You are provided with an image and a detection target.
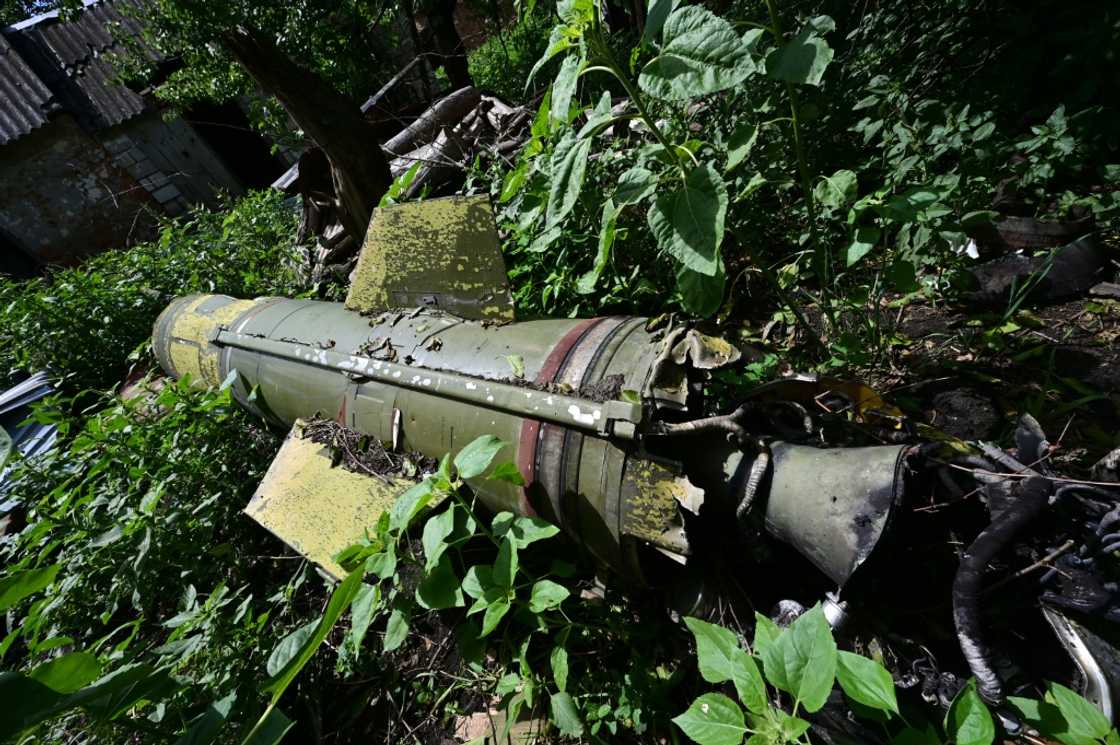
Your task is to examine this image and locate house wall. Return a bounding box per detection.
[0,113,157,265]
[101,113,246,214]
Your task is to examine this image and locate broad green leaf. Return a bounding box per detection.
[648,163,728,276]
[547,131,594,228]
[676,262,725,317]
[577,199,618,295]
[496,671,521,696]
[753,612,781,655]
[266,619,318,677]
[0,425,10,468]
[616,167,658,206]
[29,652,101,694]
[527,26,573,87]
[684,617,766,714]
[557,0,593,25]
[389,479,435,532]
[499,161,529,203]
[242,706,294,745]
[383,604,410,652]
[528,225,562,253]
[891,724,941,745]
[454,435,507,479]
[945,681,995,745]
[364,544,397,580]
[765,26,834,86]
[68,662,179,720]
[846,226,880,266]
[0,672,71,738]
[672,693,747,745]
[763,606,836,713]
[642,0,676,45]
[726,123,758,173]
[1046,682,1112,743]
[814,169,858,209]
[416,555,465,610]
[550,54,584,129]
[488,462,525,486]
[263,567,364,703]
[462,565,495,600]
[481,596,511,637]
[639,6,757,100]
[576,91,614,139]
[807,14,836,32]
[551,691,585,736]
[345,583,381,656]
[551,645,569,692]
[836,651,897,715]
[0,564,61,611]
[528,580,570,612]
[778,711,811,740]
[493,513,561,548]
[493,537,519,589]
[422,507,456,570]
[175,691,236,745]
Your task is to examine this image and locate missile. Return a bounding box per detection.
[150,195,907,593]
[151,196,1120,720]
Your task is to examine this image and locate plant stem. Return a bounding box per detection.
[762,0,828,288]
[586,16,685,175]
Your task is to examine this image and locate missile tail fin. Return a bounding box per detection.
[346,195,516,322]
[244,420,413,580]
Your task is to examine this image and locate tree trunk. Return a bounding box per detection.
[423,0,472,90]
[222,26,392,241]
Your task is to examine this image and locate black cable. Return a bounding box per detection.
[953,475,1053,706]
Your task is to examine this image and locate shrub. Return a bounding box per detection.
[467,11,556,103]
[0,190,304,390]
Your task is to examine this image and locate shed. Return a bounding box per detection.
[0,0,289,275]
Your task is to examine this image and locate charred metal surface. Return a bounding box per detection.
[764,443,906,585]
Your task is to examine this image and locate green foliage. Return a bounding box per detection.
[0,190,302,389]
[678,611,1120,745]
[482,0,1118,376]
[467,10,557,103]
[0,376,303,741]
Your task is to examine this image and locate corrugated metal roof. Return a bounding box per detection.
[0,33,53,144]
[1,0,151,140]
[0,371,58,493]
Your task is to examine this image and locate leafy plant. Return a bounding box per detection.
[674,608,1120,745]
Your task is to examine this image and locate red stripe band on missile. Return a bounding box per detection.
[516,317,607,516]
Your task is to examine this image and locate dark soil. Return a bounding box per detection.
[882,295,1120,473]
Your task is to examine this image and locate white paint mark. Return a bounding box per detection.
[486,395,494,402]
[465,382,478,390]
[568,404,596,425]
[593,410,602,421]
[422,378,431,386]
[392,371,402,378]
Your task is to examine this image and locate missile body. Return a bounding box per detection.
[153,293,906,591]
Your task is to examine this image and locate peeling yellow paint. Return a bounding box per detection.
[244,420,414,579]
[621,460,689,545]
[166,298,256,387]
[346,195,516,321]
